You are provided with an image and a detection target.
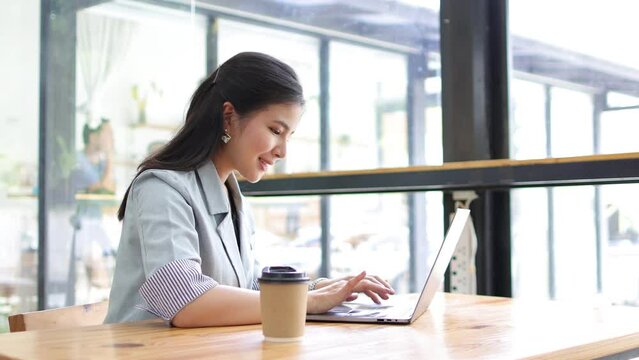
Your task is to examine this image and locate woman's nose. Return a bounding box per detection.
[273,141,287,159]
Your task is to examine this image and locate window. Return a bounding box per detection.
[2,0,445,328]
[47,2,208,308]
[0,0,40,331]
[329,42,408,170]
[510,0,639,306]
[249,195,322,278]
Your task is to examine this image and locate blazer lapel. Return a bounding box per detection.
[215,212,247,288]
[197,161,247,288]
[226,173,255,280]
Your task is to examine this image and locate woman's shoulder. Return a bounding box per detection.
[132,168,198,196]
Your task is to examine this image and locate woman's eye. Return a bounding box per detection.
[270,128,282,135]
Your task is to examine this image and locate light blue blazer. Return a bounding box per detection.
[104,160,258,323]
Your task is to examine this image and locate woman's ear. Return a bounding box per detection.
[222,101,235,129]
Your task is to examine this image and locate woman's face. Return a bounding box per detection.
[222,102,303,183]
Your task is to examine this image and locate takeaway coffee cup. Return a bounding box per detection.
[259,266,310,342]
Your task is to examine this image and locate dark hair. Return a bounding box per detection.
[82,118,109,145]
[82,124,98,145]
[117,52,304,220]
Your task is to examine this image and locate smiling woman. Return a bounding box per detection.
[213,102,303,184]
[104,52,395,327]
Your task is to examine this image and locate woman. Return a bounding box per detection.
[104,52,394,327]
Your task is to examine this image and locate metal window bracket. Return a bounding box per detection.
[453,190,478,209]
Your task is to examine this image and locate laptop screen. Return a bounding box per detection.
[410,208,470,321]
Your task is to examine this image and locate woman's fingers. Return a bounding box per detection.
[345,293,358,302]
[359,275,395,294]
[365,275,394,294]
[309,272,393,312]
[364,289,381,304]
[353,279,393,298]
[340,274,394,294]
[344,271,366,293]
[306,271,398,314]
[371,275,395,294]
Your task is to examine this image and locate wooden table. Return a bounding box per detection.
[1,293,639,359]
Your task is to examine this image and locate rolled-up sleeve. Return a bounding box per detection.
[138,258,218,320]
[251,278,260,291]
[132,174,216,320]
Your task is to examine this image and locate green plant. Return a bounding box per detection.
[55,136,76,179]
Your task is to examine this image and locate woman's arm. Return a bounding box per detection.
[85,153,115,193]
[171,272,375,327]
[172,285,261,327]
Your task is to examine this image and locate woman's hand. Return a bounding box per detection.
[306,271,395,314]
[315,272,395,304]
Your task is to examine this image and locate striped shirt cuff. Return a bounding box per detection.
[251,278,260,290]
[138,258,218,321]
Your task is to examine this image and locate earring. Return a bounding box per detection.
[221,130,231,144]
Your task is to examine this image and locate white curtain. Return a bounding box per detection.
[77,11,137,123]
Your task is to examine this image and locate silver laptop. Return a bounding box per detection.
[307,208,470,324]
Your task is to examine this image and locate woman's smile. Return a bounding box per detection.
[258,157,273,172]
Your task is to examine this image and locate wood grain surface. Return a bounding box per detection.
[1,293,638,360]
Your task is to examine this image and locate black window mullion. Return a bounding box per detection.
[593,92,606,294]
[545,84,556,299]
[407,52,428,292]
[440,0,511,297]
[319,38,331,278]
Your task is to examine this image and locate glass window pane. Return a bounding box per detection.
[248,191,444,295]
[330,193,410,292]
[607,91,639,108]
[248,196,321,278]
[511,0,639,158]
[510,0,639,70]
[0,0,40,331]
[551,186,598,300]
[329,42,408,171]
[600,109,639,154]
[423,191,445,289]
[43,2,207,308]
[509,79,547,159]
[424,105,443,165]
[510,188,549,300]
[600,184,639,306]
[506,1,639,305]
[511,186,600,303]
[549,88,593,157]
[425,52,443,166]
[511,184,639,306]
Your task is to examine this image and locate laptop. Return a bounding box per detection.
[307,208,471,324]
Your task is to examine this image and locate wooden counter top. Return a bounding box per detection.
[1,293,638,359]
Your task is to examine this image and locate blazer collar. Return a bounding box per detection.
[196,160,241,215]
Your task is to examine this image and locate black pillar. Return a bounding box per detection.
[440,0,511,296]
[39,0,80,309]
